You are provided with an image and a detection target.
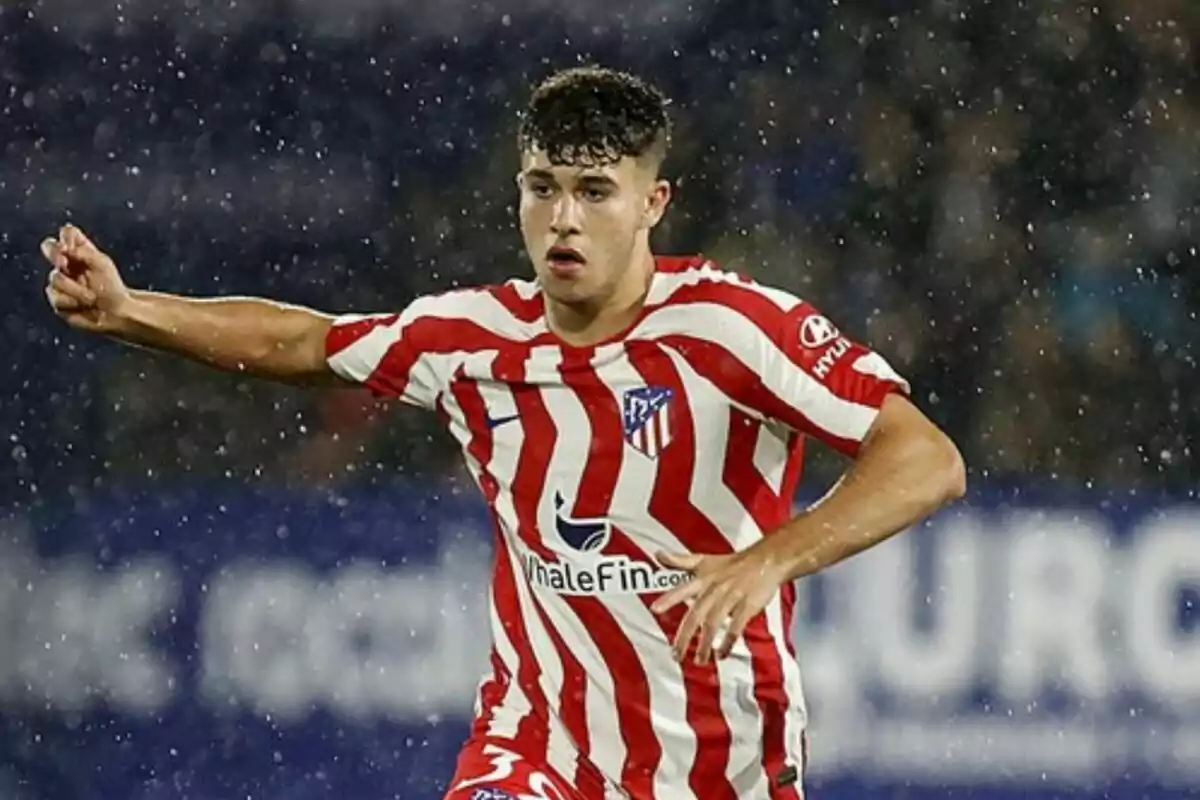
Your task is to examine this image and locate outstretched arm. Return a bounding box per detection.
[110,291,340,386]
[42,224,346,386]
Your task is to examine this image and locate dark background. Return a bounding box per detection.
[0,1,1197,798]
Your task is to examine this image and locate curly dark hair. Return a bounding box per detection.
[517,65,672,169]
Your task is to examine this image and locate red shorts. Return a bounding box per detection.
[442,736,588,800]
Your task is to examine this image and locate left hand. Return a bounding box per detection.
[651,546,791,664]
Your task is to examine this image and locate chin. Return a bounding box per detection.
[540,279,596,306]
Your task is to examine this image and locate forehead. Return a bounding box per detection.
[520,149,642,183]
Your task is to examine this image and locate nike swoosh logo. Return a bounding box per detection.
[485,412,521,430]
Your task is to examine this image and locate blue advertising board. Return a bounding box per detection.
[0,486,1198,800]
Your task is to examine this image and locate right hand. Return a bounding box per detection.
[41,224,131,334]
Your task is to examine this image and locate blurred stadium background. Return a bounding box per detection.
[1,0,1198,798]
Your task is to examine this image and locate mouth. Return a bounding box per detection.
[546,246,587,275]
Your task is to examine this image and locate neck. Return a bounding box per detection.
[546,248,656,348]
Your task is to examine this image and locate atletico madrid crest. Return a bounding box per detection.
[622,386,674,459]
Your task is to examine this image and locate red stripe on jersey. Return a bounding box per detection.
[543,354,606,795]
[488,283,545,323]
[650,275,787,334]
[507,376,561,559]
[721,410,791,532]
[558,351,665,800]
[470,650,510,738]
[779,581,798,662]
[494,351,604,796]
[503,350,667,799]
[492,346,531,384]
[624,346,734,551]
[332,314,518,399]
[513,357,661,800]
[660,334,862,455]
[622,346,742,800]
[525,598,609,798]
[602,528,740,800]
[751,617,795,797]
[460,257,702,331]
[323,313,400,358]
[656,278,907,454]
[461,349,607,796]
[449,365,501,499]
[716,409,805,797]
[721,408,806,671]
[777,430,805,661]
[779,430,805,517]
[471,258,705,352]
[449,372,551,759]
[653,255,709,274]
[721,412,805,657]
[492,529,555,755]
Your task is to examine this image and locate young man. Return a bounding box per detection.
[42,66,965,800]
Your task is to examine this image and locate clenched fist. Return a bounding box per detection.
[41,224,131,334]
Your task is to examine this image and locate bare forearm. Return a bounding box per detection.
[769,416,966,581]
[112,290,340,385]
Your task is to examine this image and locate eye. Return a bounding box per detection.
[582,186,611,202]
[528,181,555,199]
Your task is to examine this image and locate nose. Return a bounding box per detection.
[549,195,583,236]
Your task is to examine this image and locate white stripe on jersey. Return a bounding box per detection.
[327,289,544,405]
[325,261,900,799]
[764,593,808,777]
[478,353,605,785]
[529,352,635,784]
[752,420,792,495]
[325,313,404,384]
[633,302,881,442]
[587,352,700,796]
[749,401,809,784]
[324,311,454,408]
[485,588,529,740]
[646,262,799,312]
[661,349,779,796]
[668,350,766,553]
[458,350,586,784]
[439,351,493,494]
[404,288,544,341]
[456,289,546,340]
[507,277,542,302]
[500,542,588,785]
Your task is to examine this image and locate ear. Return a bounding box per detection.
[641,179,672,230]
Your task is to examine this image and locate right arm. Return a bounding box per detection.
[43,224,465,404]
[112,290,342,386]
[42,224,347,387]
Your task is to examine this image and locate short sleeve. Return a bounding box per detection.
[753,299,910,457]
[323,295,451,409]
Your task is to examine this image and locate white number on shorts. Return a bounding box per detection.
[526,771,567,800]
[453,744,522,791]
[451,744,570,800]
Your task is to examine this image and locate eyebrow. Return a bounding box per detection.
[524,169,619,188]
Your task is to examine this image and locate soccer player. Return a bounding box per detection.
[41,66,965,800]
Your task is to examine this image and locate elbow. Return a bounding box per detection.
[864,394,967,509]
[929,431,967,505]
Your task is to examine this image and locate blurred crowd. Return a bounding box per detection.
[0,0,1197,505]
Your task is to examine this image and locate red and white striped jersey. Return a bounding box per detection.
[325,256,909,800]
